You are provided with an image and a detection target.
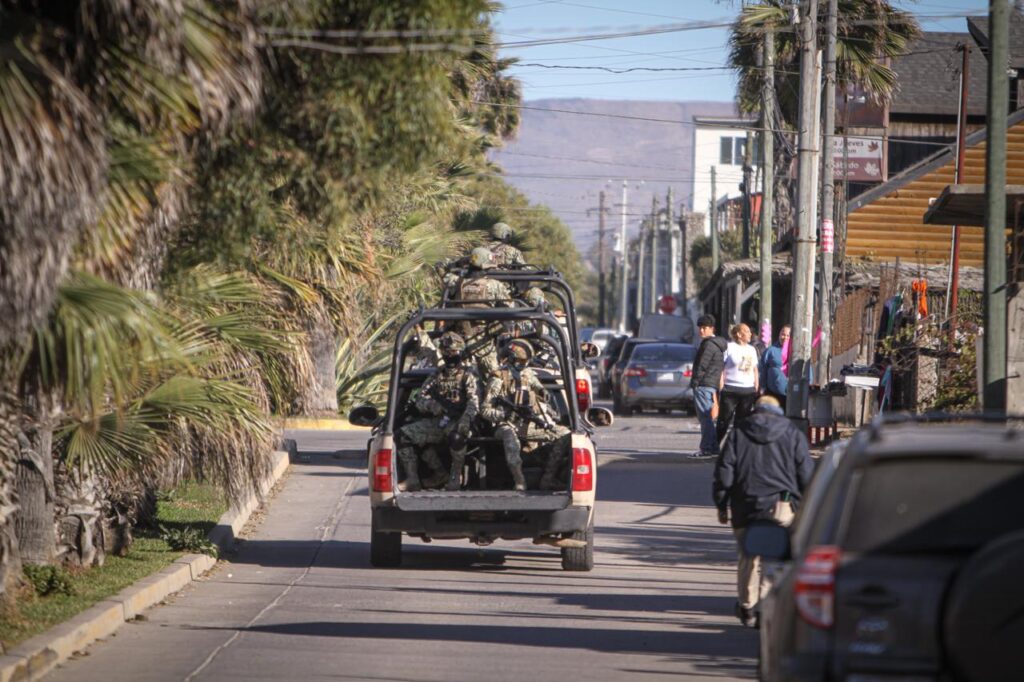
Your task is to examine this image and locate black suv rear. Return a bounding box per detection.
[750,415,1024,682]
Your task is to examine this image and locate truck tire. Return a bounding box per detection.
[370,516,402,567]
[561,516,594,571]
[943,529,1024,682]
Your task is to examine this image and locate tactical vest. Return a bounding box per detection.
[428,367,469,412]
[458,276,500,308]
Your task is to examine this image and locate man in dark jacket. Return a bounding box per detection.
[689,314,728,458]
[712,395,814,626]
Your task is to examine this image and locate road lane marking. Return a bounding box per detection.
[182,464,358,681]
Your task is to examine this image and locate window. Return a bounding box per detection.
[843,459,1024,554]
[719,137,733,165]
[632,345,697,362]
[719,136,759,167]
[734,137,746,165]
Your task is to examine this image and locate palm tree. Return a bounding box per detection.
[1,0,261,594]
[727,0,920,234]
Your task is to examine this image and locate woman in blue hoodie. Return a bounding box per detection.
[760,325,790,410]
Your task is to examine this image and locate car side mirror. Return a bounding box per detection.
[348,404,380,427]
[742,520,792,561]
[580,342,600,360]
[586,407,613,427]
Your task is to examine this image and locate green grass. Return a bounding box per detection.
[0,481,227,650]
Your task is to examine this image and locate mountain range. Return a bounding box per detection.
[488,98,738,262]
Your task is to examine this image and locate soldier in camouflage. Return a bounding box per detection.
[480,339,571,491]
[397,332,481,492]
[487,222,526,267]
[452,247,512,379]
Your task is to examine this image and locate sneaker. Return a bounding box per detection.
[734,602,754,627]
[688,450,714,459]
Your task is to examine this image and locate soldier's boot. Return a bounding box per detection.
[420,447,448,489]
[398,448,421,492]
[498,426,526,491]
[445,449,467,491]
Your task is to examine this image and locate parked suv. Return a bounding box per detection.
[748,414,1024,682]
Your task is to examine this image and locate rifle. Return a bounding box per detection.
[495,396,550,429]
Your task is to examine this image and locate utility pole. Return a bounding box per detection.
[667,187,678,301]
[618,180,629,333]
[650,195,659,314]
[759,29,775,345]
[983,0,1008,412]
[786,0,821,419]
[947,43,970,331]
[710,166,719,274]
[591,191,608,327]
[636,216,648,318]
[816,0,838,386]
[742,131,754,259]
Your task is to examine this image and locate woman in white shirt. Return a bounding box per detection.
[715,323,760,444]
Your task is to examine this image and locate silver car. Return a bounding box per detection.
[617,343,696,415]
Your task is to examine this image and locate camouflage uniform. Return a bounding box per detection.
[488,222,526,268]
[488,240,526,267]
[398,333,481,491]
[453,260,512,379]
[480,341,571,491]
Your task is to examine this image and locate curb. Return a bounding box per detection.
[1,449,291,682]
[281,417,368,431]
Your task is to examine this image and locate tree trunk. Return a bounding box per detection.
[54,464,107,569]
[301,318,339,415]
[13,382,59,565]
[0,367,23,600]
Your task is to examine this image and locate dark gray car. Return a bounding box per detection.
[749,415,1024,682]
[616,342,696,415]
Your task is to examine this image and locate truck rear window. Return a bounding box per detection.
[631,345,696,362]
[843,459,1024,554]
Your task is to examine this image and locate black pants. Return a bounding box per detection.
[716,388,758,444]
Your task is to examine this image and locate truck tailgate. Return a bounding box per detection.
[396,490,572,512]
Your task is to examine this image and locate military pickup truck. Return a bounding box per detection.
[349,306,612,571]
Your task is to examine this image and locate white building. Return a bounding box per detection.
[690,116,760,235]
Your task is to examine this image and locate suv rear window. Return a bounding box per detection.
[843,459,1024,554]
[631,345,696,362]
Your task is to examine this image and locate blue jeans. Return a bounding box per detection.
[693,386,719,454]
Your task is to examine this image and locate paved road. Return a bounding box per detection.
[49,409,757,681]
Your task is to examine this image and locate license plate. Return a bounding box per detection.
[657,371,675,383]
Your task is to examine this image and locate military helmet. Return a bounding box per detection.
[469,246,495,270]
[503,338,534,365]
[523,286,546,307]
[490,222,513,242]
[438,331,466,356]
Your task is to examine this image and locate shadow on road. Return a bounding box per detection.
[197,617,752,663]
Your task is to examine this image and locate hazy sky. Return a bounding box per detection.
[494,0,992,103]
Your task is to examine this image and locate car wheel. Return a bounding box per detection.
[943,529,1024,681]
[370,516,402,567]
[561,516,594,572]
[612,393,626,415]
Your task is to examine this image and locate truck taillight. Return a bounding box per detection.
[576,378,591,412]
[372,448,393,492]
[624,367,646,377]
[794,545,841,629]
[571,447,594,492]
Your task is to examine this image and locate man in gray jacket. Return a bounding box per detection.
[713,395,814,626]
[689,314,728,458]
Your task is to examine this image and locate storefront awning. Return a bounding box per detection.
[922,184,1024,227]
